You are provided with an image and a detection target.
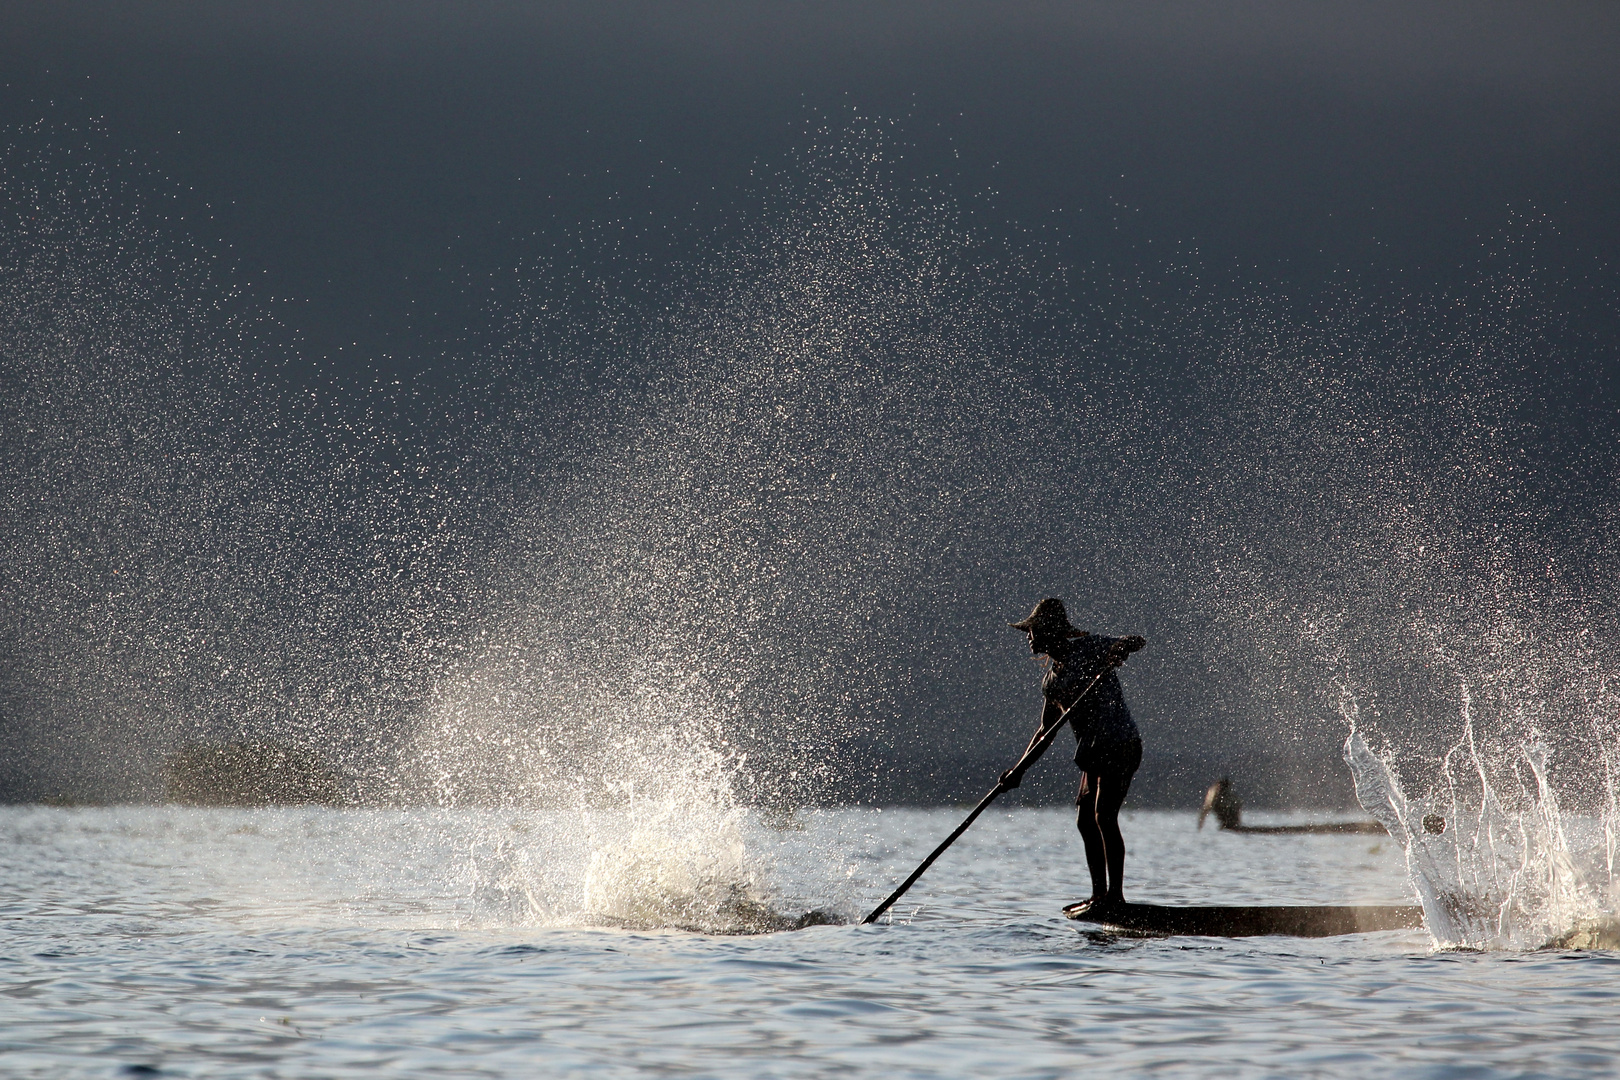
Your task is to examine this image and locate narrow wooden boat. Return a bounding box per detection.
[1199,778,1386,835]
[1064,900,1423,937]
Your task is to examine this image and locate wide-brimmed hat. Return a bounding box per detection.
[1009,597,1084,636]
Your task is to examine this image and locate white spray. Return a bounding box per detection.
[1344,693,1620,949]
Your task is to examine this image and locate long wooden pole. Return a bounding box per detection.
[862,668,1109,924]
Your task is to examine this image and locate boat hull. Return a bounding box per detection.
[1064,901,1423,937]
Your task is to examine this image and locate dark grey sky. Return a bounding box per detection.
[6,1,1616,367]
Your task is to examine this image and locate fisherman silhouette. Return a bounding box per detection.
[998,597,1145,912]
[1198,777,1243,831]
[1198,776,1386,836]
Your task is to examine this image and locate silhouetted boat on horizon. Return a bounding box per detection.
[1199,777,1385,835]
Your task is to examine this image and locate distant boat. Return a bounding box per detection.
[1064,899,1422,937]
[1198,778,1385,835]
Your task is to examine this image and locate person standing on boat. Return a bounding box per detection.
[998,597,1145,912]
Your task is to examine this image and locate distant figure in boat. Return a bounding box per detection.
[1198,777,1244,830]
[1198,777,1385,835]
[998,597,1146,912]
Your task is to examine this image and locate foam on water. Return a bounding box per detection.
[574,809,826,934]
[416,722,851,934]
[567,742,824,933]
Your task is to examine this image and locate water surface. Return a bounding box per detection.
[3,806,1617,1078]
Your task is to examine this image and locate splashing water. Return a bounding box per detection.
[576,804,782,933]
[1345,715,1620,950]
[569,737,823,933]
[430,725,849,934]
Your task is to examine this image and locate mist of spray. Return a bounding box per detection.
[5,115,1620,940]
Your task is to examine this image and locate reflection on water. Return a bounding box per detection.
[6,805,1620,1079]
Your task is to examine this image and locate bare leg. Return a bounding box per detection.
[1094,774,1130,902]
[1075,774,1108,900]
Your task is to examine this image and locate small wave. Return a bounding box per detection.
[1544,919,1620,951]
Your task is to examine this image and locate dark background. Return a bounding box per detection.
[9,2,1616,367]
[3,2,1619,808]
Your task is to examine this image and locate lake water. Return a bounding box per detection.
[4,804,1618,1078]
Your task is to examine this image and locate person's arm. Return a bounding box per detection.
[1104,635,1146,667]
[997,636,1145,791]
[999,698,1064,789]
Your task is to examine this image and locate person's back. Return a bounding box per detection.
[1044,633,1140,767]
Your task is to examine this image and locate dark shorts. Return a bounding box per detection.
[1075,737,1143,804]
